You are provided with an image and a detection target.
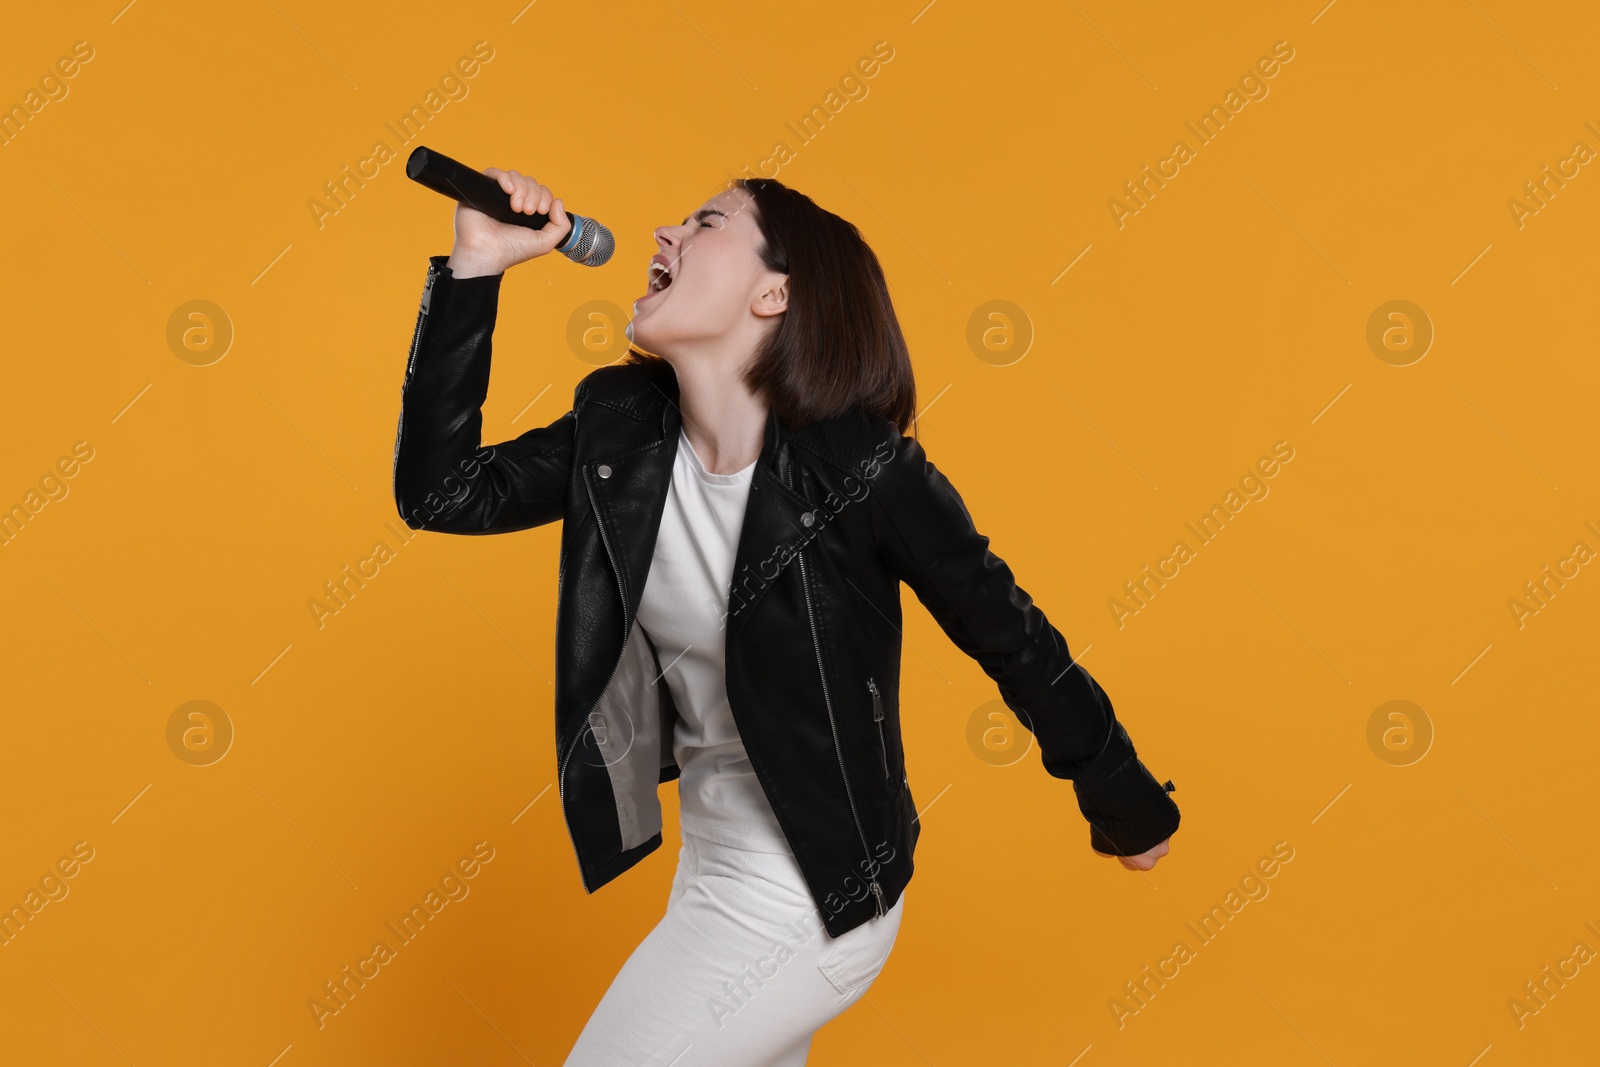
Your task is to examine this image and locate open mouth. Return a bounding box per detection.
[646,259,674,295]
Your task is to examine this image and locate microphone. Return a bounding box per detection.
[405,146,615,267]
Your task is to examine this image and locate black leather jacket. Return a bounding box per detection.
[392,255,1181,938]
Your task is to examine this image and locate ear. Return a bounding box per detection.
[752,273,788,319]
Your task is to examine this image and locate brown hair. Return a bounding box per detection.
[623,177,918,436]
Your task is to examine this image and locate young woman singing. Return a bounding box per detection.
[393,167,1180,1065]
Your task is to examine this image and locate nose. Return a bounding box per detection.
[653,222,682,250]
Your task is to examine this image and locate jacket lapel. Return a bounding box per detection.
[727,406,825,634]
[583,359,822,634]
[583,437,677,631]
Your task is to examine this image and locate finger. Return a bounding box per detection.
[536,187,553,215]
[551,197,568,227]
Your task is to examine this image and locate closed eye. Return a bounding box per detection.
[683,208,728,229]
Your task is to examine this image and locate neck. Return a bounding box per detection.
[665,352,769,476]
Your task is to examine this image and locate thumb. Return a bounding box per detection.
[551,197,569,230]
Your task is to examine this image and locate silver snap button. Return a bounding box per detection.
[801,511,814,526]
[597,464,612,478]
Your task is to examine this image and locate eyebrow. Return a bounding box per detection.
[681,208,728,226]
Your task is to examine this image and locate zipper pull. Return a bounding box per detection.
[870,880,887,917]
[869,677,890,780]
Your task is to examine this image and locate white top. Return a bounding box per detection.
[635,426,793,853]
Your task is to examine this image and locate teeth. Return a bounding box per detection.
[648,261,673,292]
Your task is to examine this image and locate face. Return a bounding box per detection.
[626,186,788,357]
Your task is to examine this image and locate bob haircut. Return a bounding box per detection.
[622,177,918,437]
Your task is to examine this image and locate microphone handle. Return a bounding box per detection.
[405,145,615,267]
[406,145,564,233]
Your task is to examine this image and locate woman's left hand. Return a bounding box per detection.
[1094,837,1170,871]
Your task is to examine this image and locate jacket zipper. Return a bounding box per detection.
[392,265,438,507]
[557,462,632,885]
[868,677,889,780]
[790,490,887,918]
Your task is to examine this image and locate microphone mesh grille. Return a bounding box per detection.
[561,218,616,267]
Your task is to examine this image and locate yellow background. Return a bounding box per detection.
[3,1,1597,1063]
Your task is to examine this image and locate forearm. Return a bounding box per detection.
[990,621,1180,855]
[393,256,504,526]
[1067,708,1180,857]
[869,426,1180,855]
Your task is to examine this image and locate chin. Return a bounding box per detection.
[626,316,659,353]
[625,322,675,360]
[627,305,688,356]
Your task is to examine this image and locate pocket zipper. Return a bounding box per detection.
[789,465,885,918]
[867,676,889,780]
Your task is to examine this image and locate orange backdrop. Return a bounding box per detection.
[3,1,1597,1063]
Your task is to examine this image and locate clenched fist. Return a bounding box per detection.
[1095,836,1171,871]
[446,167,573,278]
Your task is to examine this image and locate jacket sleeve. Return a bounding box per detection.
[393,255,578,534]
[867,428,1180,857]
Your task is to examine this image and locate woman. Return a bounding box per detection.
[393,168,1180,1065]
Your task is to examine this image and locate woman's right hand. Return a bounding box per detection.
[446,167,573,278]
